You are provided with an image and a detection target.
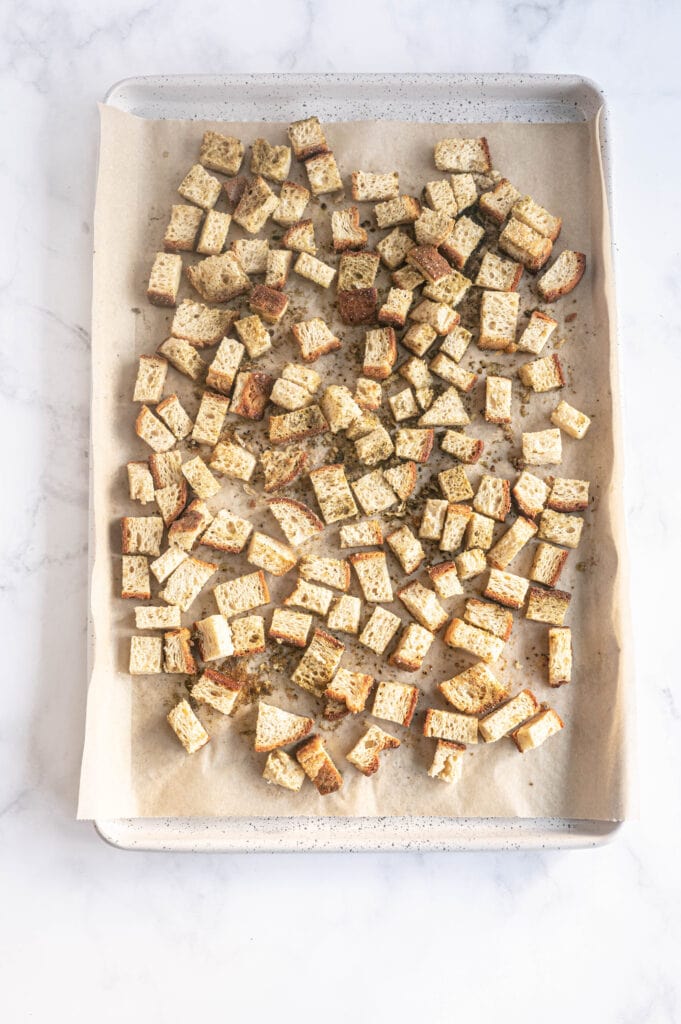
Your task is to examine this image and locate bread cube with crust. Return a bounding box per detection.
[310,464,358,523]
[355,425,394,466]
[260,447,309,492]
[233,175,279,233]
[167,700,209,753]
[158,337,207,382]
[439,663,509,716]
[414,208,455,247]
[327,594,362,634]
[170,299,237,348]
[127,462,154,504]
[299,556,351,592]
[428,740,466,783]
[354,377,383,411]
[351,170,399,201]
[427,561,463,598]
[191,391,229,446]
[498,217,553,271]
[213,570,270,618]
[265,249,293,290]
[418,387,469,427]
[201,509,253,554]
[479,291,520,351]
[230,371,274,420]
[337,287,379,325]
[474,475,511,522]
[166,499,212,550]
[178,164,221,209]
[464,598,513,640]
[222,175,248,208]
[479,690,539,743]
[440,430,484,464]
[331,206,368,252]
[156,395,193,440]
[430,354,477,392]
[339,519,384,548]
[164,204,203,253]
[435,137,491,173]
[359,606,402,655]
[371,680,419,728]
[512,708,564,753]
[423,708,478,745]
[362,327,397,380]
[512,470,549,519]
[510,195,562,240]
[147,253,183,307]
[537,250,586,302]
[438,464,474,502]
[194,614,234,662]
[392,265,425,290]
[205,337,244,395]
[517,310,558,354]
[296,735,343,795]
[268,405,329,445]
[304,151,343,195]
[475,251,523,292]
[454,548,488,581]
[291,317,341,362]
[209,439,256,481]
[548,477,589,513]
[548,627,572,687]
[255,702,313,753]
[319,385,362,434]
[230,612,266,656]
[294,252,336,289]
[282,218,316,255]
[551,399,591,439]
[375,195,421,229]
[121,516,164,556]
[398,580,448,632]
[419,499,449,541]
[443,617,505,662]
[347,725,400,776]
[478,178,521,224]
[267,498,323,547]
[292,628,345,696]
[441,216,485,269]
[522,428,563,466]
[483,568,529,609]
[530,542,568,587]
[466,512,495,551]
[185,252,251,303]
[154,479,187,527]
[488,516,538,570]
[129,635,162,675]
[269,608,313,648]
[288,116,329,160]
[326,668,374,714]
[425,178,458,217]
[148,451,182,489]
[379,287,413,329]
[407,245,452,284]
[350,551,393,603]
[263,750,306,791]
[483,376,512,424]
[450,173,478,212]
[526,586,571,626]
[423,270,471,307]
[250,137,291,183]
[199,130,244,175]
[196,210,231,256]
[439,327,472,365]
[270,377,313,412]
[394,428,434,464]
[386,525,425,574]
[160,556,217,612]
[122,555,151,600]
[440,503,473,552]
[273,180,311,226]
[149,546,187,585]
[376,227,415,269]
[383,462,418,502]
[389,388,419,422]
[351,470,398,516]
[519,354,565,393]
[389,623,435,672]
[247,531,298,577]
[192,668,243,716]
[181,455,221,499]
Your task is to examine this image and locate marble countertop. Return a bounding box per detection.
[2,1,680,1019]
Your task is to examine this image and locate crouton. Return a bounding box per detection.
[291,317,341,362]
[406,246,451,286]
[378,288,413,329]
[233,175,279,234]
[522,428,563,466]
[209,439,257,482]
[392,265,425,291]
[389,622,435,672]
[548,477,590,513]
[148,451,182,489]
[478,178,521,224]
[167,499,212,550]
[262,750,306,791]
[551,400,591,439]
[351,470,398,515]
[526,586,571,626]
[548,627,572,687]
[135,405,176,454]
[347,725,400,776]
[350,550,393,603]
[260,447,309,492]
[147,252,182,307]
[134,605,182,630]
[478,291,520,351]
[213,570,270,618]
[247,532,298,577]
[269,607,313,647]
[121,516,164,557]
[423,708,478,745]
[185,252,251,303]
[192,668,243,715]
[178,164,221,209]
[383,462,418,503]
[167,700,209,753]
[466,512,495,551]
[296,735,343,795]
[438,465,474,502]
[512,707,564,753]
[369,681,418,729]
[498,218,553,271]
[156,394,193,441]
[537,250,586,301]
[129,635,162,675]
[376,228,415,269]
[325,667,374,714]
[331,206,368,251]
[273,180,311,225]
[250,138,291,183]
[443,617,505,662]
[440,325,472,364]
[222,175,248,208]
[475,251,523,292]
[157,337,207,382]
[386,525,425,575]
[464,598,513,640]
[359,606,402,655]
[229,615,266,656]
[122,554,151,600]
[351,170,400,201]
[474,475,511,522]
[299,556,351,592]
[375,195,421,229]
[265,249,293,290]
[248,285,289,325]
[399,357,432,393]
[269,405,329,445]
[512,470,549,519]
[418,387,469,427]
[519,354,565,393]
[454,548,488,580]
[345,411,381,440]
[339,520,384,548]
[362,327,397,380]
[423,271,472,307]
[517,310,558,355]
[170,299,237,348]
[488,516,538,570]
[268,498,323,547]
[162,627,197,674]
[309,464,358,523]
[292,628,345,696]
[205,337,244,395]
[337,288,378,325]
[196,210,231,256]
[430,353,477,392]
[529,541,569,587]
[510,195,561,241]
[440,216,485,269]
[149,546,187,585]
[439,662,509,716]
[293,252,336,289]
[127,461,154,504]
[199,130,244,176]
[234,315,273,361]
[483,568,529,609]
[434,137,491,173]
[269,378,312,413]
[414,208,455,248]
[319,385,362,434]
[255,702,313,753]
[163,204,203,254]
[181,455,221,499]
[304,151,343,195]
[283,578,334,616]
[154,480,187,526]
[355,426,394,466]
[419,499,449,541]
[440,430,484,464]
[478,690,539,743]
[398,580,448,632]
[428,740,466,783]
[288,116,329,160]
[440,503,473,552]
[425,178,458,217]
[427,561,463,598]
[230,371,274,420]
[193,614,234,662]
[160,556,217,612]
[450,173,477,212]
[282,218,316,255]
[389,388,419,422]
[401,324,437,359]
[327,594,362,634]
[354,377,383,411]
[190,391,229,447]
[337,251,380,292]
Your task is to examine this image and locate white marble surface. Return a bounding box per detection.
[1,1,680,1019]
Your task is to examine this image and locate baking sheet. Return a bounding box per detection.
[78,102,631,823]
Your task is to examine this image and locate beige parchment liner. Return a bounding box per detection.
[78,104,632,820]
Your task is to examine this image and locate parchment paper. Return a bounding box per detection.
[78,105,632,821]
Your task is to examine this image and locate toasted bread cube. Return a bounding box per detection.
[292,629,345,696]
[438,465,474,502]
[267,497,323,547]
[548,627,572,687]
[178,164,221,210]
[444,617,505,662]
[208,440,256,482]
[229,615,266,657]
[296,735,343,795]
[464,598,513,641]
[293,252,336,289]
[376,228,415,269]
[339,520,384,548]
[423,708,478,745]
[479,690,539,743]
[134,605,182,630]
[378,288,413,329]
[181,455,220,498]
[347,725,400,776]
[526,586,571,626]
[359,606,402,655]
[309,464,357,523]
[361,327,396,381]
[439,326,472,365]
[213,570,270,618]
[186,251,251,303]
[435,137,491,173]
[231,316,271,361]
[450,173,477,212]
[439,662,509,716]
[351,470,398,516]
[478,178,521,224]
[170,299,237,348]
[167,700,209,753]
[454,548,487,581]
[371,680,419,728]
[498,217,553,271]
[196,210,231,256]
[149,546,187,585]
[269,405,328,445]
[386,526,425,575]
[191,669,242,717]
[269,607,313,647]
[512,708,564,753]
[122,554,151,600]
[230,371,275,420]
[478,291,520,351]
[414,208,455,248]
[427,561,463,598]
[299,556,351,592]
[522,429,562,466]
[475,251,523,292]
[551,400,591,439]
[339,287,380,325]
[222,175,248,208]
[441,216,484,269]
[282,218,316,255]
[265,249,293,290]
[283,578,334,616]
[440,430,484,464]
[484,568,529,609]
[407,245,452,285]
[154,479,188,527]
[388,388,419,423]
[517,310,558,355]
[319,385,362,435]
[375,195,421,229]
[129,635,162,675]
[354,377,383,412]
[255,702,313,753]
[121,516,164,557]
[392,265,425,290]
[193,614,234,662]
[428,740,466,783]
[290,317,340,362]
[346,411,381,441]
[351,170,399,201]
[474,475,511,522]
[425,178,458,217]
[233,175,278,233]
[389,623,434,672]
[488,516,538,570]
[325,668,374,714]
[127,462,154,504]
[189,391,228,447]
[158,337,207,382]
[147,252,182,307]
[548,477,589,513]
[466,512,494,551]
[162,626,197,674]
[537,250,586,301]
[519,354,565,393]
[247,532,297,577]
[163,204,203,253]
[400,325,436,360]
[288,116,329,160]
[423,270,471,308]
[250,137,291,183]
[327,594,362,634]
[440,503,473,552]
[148,451,182,489]
[273,180,311,226]
[331,206,368,252]
[399,356,432,392]
[160,556,217,612]
[430,354,477,393]
[350,550,393,603]
[199,130,244,175]
[204,338,244,395]
[166,499,212,550]
[530,542,568,587]
[304,151,343,195]
[248,286,288,326]
[337,251,380,292]
[512,470,549,519]
[418,387,469,427]
[270,378,313,412]
[155,395,193,441]
[231,238,270,275]
[354,426,394,466]
[398,580,447,632]
[260,447,308,493]
[263,750,306,791]
[419,498,449,541]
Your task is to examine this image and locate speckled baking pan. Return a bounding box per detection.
[95,73,625,853]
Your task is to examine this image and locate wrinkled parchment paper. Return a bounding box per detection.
[78,105,632,821]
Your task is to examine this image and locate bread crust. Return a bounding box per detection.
[337,288,378,326]
[538,252,587,302]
